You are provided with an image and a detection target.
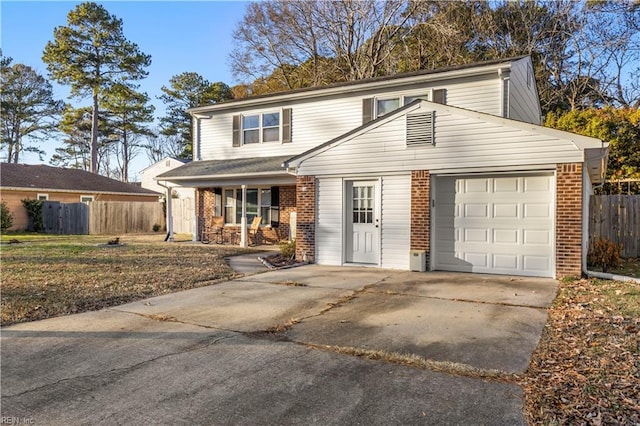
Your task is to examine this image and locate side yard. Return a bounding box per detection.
[523,276,640,424]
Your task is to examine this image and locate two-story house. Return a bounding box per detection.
[157,56,608,279]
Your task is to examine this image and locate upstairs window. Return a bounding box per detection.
[241,112,279,144]
[233,109,291,147]
[365,90,444,122]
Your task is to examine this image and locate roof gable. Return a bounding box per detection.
[285,100,608,183]
[0,163,160,196]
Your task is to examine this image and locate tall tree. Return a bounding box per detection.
[159,72,232,158]
[42,2,151,173]
[102,84,155,182]
[0,54,63,163]
[545,107,640,181]
[230,0,419,89]
[52,104,112,172]
[142,131,184,164]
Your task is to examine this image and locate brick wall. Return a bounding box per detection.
[196,185,297,245]
[410,171,430,264]
[556,163,583,278]
[295,176,316,262]
[278,185,297,241]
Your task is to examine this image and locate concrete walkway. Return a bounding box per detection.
[1,263,557,425]
[226,251,274,274]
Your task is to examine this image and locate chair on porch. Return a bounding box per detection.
[248,216,262,246]
[201,216,225,244]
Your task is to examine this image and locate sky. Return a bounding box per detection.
[1,0,249,180]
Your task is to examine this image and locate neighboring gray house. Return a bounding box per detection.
[158,56,608,278]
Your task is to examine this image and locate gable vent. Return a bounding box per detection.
[406,112,435,147]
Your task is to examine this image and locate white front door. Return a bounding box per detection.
[346,180,380,264]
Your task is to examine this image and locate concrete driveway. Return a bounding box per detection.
[1,263,557,425]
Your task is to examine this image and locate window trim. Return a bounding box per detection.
[80,195,94,204]
[374,92,431,118]
[222,187,273,226]
[240,110,282,145]
[37,193,49,201]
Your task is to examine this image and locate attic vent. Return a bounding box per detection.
[406,112,435,147]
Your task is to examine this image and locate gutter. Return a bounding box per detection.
[585,270,640,284]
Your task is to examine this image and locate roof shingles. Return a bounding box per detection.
[0,163,160,196]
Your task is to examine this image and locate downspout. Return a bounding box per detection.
[157,180,174,242]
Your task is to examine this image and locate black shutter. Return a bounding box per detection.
[432,89,446,105]
[282,108,292,143]
[362,98,374,124]
[270,186,280,228]
[232,115,241,147]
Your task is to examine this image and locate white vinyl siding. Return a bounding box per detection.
[316,177,343,265]
[198,74,503,161]
[296,106,585,177]
[380,175,411,269]
[508,58,542,125]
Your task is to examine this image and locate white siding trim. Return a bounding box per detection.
[316,177,343,265]
[380,175,411,269]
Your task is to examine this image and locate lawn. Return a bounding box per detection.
[0,233,254,326]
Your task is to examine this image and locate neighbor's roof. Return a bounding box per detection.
[0,163,160,196]
[156,155,292,181]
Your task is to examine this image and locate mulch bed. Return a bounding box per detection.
[260,254,306,269]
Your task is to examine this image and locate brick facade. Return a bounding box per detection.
[196,185,297,245]
[556,163,583,278]
[295,175,316,262]
[410,171,430,265]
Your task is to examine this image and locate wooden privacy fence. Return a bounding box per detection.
[89,201,165,234]
[43,202,89,234]
[42,201,165,235]
[590,195,640,258]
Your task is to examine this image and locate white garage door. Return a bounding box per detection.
[434,173,554,277]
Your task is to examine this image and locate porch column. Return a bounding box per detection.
[165,186,174,242]
[240,184,247,247]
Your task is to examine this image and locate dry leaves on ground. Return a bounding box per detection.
[522,278,640,425]
[1,235,253,326]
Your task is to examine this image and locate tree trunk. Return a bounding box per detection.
[90,91,99,173]
[122,130,129,182]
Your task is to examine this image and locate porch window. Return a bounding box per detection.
[222,187,273,225]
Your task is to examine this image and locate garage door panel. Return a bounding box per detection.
[523,229,551,245]
[435,174,554,277]
[523,255,551,271]
[464,178,490,193]
[464,203,489,218]
[493,203,519,218]
[493,177,519,192]
[524,176,551,191]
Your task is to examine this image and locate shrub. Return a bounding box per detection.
[587,238,622,273]
[279,239,296,259]
[21,199,44,232]
[1,201,13,231]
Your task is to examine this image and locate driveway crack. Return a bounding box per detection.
[2,333,236,399]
